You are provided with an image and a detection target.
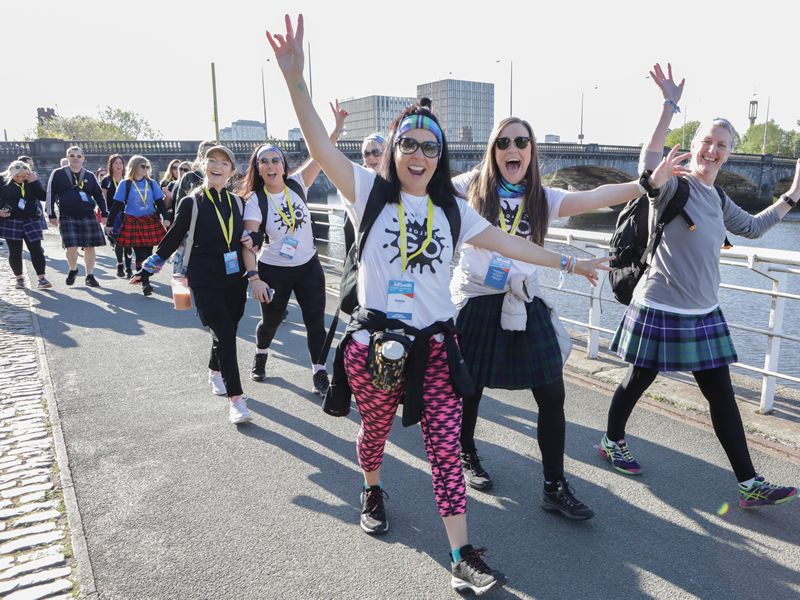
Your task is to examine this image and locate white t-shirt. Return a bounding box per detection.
[242,173,316,267]
[450,170,566,306]
[347,163,490,341]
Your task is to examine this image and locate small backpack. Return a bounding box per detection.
[608,177,729,305]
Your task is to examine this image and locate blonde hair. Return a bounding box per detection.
[1,160,31,183]
[125,155,151,181]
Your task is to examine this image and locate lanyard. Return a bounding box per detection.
[397,196,434,272]
[498,202,524,236]
[205,188,234,251]
[132,179,149,208]
[72,171,84,189]
[264,185,296,234]
[13,181,25,198]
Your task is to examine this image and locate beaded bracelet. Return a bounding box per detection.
[664,99,681,114]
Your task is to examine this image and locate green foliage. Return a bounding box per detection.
[738,120,799,156]
[32,106,161,141]
[665,121,700,149]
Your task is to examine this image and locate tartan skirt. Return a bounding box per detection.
[116,214,165,247]
[59,215,106,248]
[0,218,44,242]
[456,293,563,390]
[611,302,737,372]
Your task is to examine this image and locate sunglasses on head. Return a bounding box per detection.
[396,137,441,158]
[495,136,531,150]
[259,156,283,165]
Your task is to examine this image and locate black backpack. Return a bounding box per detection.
[253,178,307,244]
[608,177,729,305]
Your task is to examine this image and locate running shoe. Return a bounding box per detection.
[599,434,642,475]
[125,268,133,279]
[142,281,153,296]
[251,353,268,382]
[450,545,506,596]
[312,370,330,397]
[85,274,100,288]
[14,277,25,289]
[360,485,389,535]
[461,449,493,491]
[542,479,595,520]
[116,264,126,278]
[65,270,78,286]
[739,476,798,508]
[209,371,227,396]
[229,396,252,425]
[37,277,53,290]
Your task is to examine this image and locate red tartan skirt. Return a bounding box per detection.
[116,213,166,247]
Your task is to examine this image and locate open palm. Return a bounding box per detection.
[649,63,684,104]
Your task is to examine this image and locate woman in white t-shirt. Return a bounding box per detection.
[268,16,608,595]
[241,103,347,396]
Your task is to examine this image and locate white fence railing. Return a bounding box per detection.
[308,203,800,415]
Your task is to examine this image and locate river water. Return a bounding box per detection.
[319,192,800,385]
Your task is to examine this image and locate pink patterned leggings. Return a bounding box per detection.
[344,338,467,517]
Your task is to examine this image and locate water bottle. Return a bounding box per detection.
[380,340,405,363]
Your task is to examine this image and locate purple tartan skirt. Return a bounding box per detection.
[0,218,45,242]
[611,302,737,372]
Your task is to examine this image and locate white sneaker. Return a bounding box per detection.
[229,396,252,424]
[208,371,227,396]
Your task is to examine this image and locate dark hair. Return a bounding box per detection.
[161,159,181,185]
[378,101,456,207]
[468,117,548,245]
[237,145,289,196]
[106,154,124,178]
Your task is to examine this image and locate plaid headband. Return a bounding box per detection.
[256,145,283,160]
[396,115,443,145]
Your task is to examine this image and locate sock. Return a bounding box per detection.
[363,481,382,490]
[229,394,241,404]
[738,477,757,489]
[451,545,467,563]
[544,480,557,493]
[256,348,268,355]
[312,363,326,373]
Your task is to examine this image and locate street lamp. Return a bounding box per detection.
[748,100,758,129]
[578,92,584,144]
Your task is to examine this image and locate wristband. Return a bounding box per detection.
[243,270,259,280]
[639,169,660,198]
[664,99,680,114]
[781,194,797,208]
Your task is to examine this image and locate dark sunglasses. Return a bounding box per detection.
[139,164,151,169]
[396,137,441,158]
[179,167,190,173]
[495,136,531,150]
[363,148,383,159]
[259,156,283,165]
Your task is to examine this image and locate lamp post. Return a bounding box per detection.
[578,91,584,144]
[761,96,770,155]
[261,66,269,141]
[749,100,758,129]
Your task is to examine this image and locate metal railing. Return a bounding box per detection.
[308,202,800,415]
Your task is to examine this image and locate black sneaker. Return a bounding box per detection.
[116,264,125,278]
[451,545,506,595]
[312,370,330,396]
[85,274,100,288]
[125,268,133,279]
[65,269,79,286]
[251,353,268,381]
[461,449,493,491]
[359,485,388,535]
[542,479,595,520]
[142,282,153,296]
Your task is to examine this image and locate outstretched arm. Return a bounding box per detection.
[267,15,355,202]
[294,100,348,189]
[642,62,684,170]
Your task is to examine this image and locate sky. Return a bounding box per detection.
[3,0,798,146]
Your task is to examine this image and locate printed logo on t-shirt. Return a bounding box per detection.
[273,199,308,233]
[498,199,531,240]
[383,215,448,274]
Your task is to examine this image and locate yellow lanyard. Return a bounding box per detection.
[397,196,434,272]
[13,182,25,198]
[72,172,84,189]
[264,185,296,234]
[132,179,149,208]
[498,202,524,236]
[205,188,234,251]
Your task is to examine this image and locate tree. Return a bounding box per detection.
[739,120,786,155]
[665,121,700,149]
[31,106,161,141]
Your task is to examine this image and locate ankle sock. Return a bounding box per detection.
[738,477,757,489]
[256,348,268,355]
[363,482,382,490]
[312,363,326,373]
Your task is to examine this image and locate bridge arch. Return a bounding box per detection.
[714,170,758,202]
[542,165,634,191]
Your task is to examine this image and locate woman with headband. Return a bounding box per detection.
[268,15,612,594]
[241,101,347,396]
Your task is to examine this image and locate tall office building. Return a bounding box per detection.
[219,119,266,141]
[339,95,416,140]
[416,79,494,143]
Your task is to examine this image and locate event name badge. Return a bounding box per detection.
[223,251,239,275]
[483,254,512,289]
[386,279,414,320]
[78,191,90,203]
[279,236,299,259]
[17,198,26,210]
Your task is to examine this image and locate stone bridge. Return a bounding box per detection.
[1,139,795,206]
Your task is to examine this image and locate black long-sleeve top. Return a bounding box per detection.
[46,167,107,218]
[0,177,46,219]
[166,170,203,225]
[155,187,245,289]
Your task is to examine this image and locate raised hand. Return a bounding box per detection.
[649,63,684,104]
[650,145,692,189]
[574,256,610,287]
[330,99,349,131]
[266,14,305,82]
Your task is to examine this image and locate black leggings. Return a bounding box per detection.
[461,378,567,482]
[193,280,248,398]
[255,256,327,365]
[115,244,132,269]
[5,238,46,276]
[607,364,756,481]
[132,246,152,270]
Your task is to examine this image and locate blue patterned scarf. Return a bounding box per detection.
[497,176,526,198]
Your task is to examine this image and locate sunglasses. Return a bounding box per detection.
[139,164,151,169]
[363,149,383,159]
[259,156,283,165]
[495,136,531,150]
[68,154,83,159]
[179,167,190,173]
[396,137,441,158]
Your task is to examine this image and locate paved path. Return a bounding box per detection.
[9,232,800,599]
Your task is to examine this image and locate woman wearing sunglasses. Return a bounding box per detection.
[101,154,134,278]
[106,155,167,296]
[268,15,611,595]
[240,101,347,396]
[342,133,387,254]
[160,159,182,221]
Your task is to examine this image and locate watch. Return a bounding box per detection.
[781,194,797,208]
[243,270,259,280]
[639,169,660,198]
